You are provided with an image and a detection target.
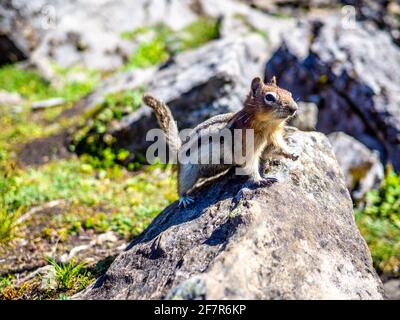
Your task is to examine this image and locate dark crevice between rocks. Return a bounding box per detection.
[0,35,27,66]
[17,129,73,166]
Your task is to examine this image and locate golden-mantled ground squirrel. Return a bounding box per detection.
[143,76,299,207]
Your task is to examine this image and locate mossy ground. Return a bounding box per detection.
[0,17,220,300]
[0,62,177,300]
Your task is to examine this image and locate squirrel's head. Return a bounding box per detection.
[247,76,298,122]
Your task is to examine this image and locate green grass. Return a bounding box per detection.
[0,65,56,101]
[2,158,176,241]
[0,167,22,244]
[52,64,101,102]
[356,165,400,277]
[48,259,93,291]
[0,204,20,244]
[0,64,99,103]
[0,78,177,243]
[4,160,100,210]
[179,17,220,50]
[124,26,172,69]
[4,159,174,208]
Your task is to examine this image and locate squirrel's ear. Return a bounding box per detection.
[251,77,262,95]
[268,76,277,86]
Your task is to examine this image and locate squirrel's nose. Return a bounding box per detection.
[288,102,298,114]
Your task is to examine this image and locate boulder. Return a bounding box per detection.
[383,279,400,300]
[0,90,24,106]
[288,101,318,131]
[328,132,384,200]
[78,129,384,300]
[266,14,400,170]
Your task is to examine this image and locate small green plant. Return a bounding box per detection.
[109,205,161,237]
[356,165,400,276]
[0,275,13,293]
[126,30,172,69]
[0,204,20,244]
[72,88,145,169]
[270,12,293,19]
[179,17,220,50]
[48,259,93,291]
[52,64,100,102]
[0,65,56,101]
[123,17,220,70]
[57,293,71,300]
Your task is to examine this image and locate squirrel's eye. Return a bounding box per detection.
[264,92,278,103]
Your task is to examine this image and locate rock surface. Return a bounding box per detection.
[78,129,384,300]
[245,0,400,45]
[288,101,318,131]
[266,14,400,170]
[383,279,400,300]
[328,132,384,200]
[0,90,24,106]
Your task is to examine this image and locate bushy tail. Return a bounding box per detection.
[143,93,181,153]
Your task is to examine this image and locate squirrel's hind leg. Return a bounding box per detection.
[177,164,200,208]
[178,195,194,208]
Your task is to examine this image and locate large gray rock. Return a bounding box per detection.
[328,132,384,200]
[78,129,384,300]
[288,101,318,131]
[0,0,198,71]
[266,14,400,170]
[0,90,23,106]
[383,279,400,300]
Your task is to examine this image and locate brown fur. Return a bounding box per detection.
[143,94,181,153]
[227,77,298,178]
